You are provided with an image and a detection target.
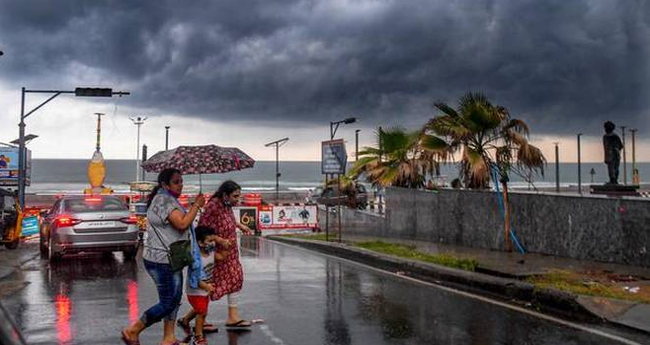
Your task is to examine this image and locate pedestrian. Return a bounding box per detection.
[181,225,226,345]
[178,180,253,332]
[121,168,205,345]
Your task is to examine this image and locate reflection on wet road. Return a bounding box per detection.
[2,237,648,345]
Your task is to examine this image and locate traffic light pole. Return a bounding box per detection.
[17,87,129,207]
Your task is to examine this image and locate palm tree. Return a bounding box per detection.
[350,127,448,188]
[426,92,546,189]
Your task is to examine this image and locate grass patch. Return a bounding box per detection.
[355,241,478,271]
[527,270,650,304]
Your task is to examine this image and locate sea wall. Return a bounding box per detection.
[320,187,650,267]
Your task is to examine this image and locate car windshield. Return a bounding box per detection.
[62,197,127,213]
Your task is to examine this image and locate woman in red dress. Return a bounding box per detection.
[179,180,252,332]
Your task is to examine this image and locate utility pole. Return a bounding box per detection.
[355,129,360,162]
[142,144,148,181]
[165,126,170,150]
[130,117,147,181]
[554,142,560,193]
[577,133,582,195]
[621,126,627,185]
[631,129,638,185]
[94,113,105,152]
[264,138,289,202]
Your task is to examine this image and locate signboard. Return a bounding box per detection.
[273,205,317,226]
[0,147,31,186]
[21,216,39,236]
[321,139,347,175]
[237,205,318,230]
[235,207,258,231]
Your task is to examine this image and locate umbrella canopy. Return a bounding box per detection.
[141,145,255,175]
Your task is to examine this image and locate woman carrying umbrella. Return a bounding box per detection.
[122,168,205,345]
[177,180,253,332]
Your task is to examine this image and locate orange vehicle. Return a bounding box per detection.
[0,188,23,249]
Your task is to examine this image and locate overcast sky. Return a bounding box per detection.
[0,0,649,162]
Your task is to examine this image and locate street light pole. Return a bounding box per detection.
[130,117,148,182]
[631,129,638,185]
[264,138,289,202]
[165,126,170,150]
[327,117,356,242]
[554,142,560,193]
[17,87,129,207]
[355,129,360,162]
[577,133,582,195]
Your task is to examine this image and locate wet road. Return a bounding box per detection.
[2,237,649,345]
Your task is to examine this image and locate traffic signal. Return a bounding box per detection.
[75,88,113,97]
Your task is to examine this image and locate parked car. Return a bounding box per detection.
[39,195,139,261]
[315,183,369,209]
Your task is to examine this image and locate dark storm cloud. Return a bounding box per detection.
[1,0,649,133]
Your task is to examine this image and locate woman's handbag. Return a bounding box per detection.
[150,223,193,272]
[167,239,193,272]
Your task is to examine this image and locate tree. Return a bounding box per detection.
[350,127,448,188]
[426,92,546,189]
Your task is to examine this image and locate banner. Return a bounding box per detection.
[236,207,258,231]
[0,147,31,186]
[273,205,317,225]
[234,205,318,230]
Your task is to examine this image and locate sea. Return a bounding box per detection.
[23,159,650,194]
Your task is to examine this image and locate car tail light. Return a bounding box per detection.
[85,197,102,203]
[120,215,138,224]
[55,216,82,227]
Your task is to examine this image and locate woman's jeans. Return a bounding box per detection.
[140,260,183,327]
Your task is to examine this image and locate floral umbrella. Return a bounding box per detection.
[141,144,255,190]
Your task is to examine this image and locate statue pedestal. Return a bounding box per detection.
[83,187,114,195]
[590,184,640,197]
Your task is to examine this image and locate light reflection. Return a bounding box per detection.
[127,280,139,323]
[54,293,72,345]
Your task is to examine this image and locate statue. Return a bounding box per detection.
[602,121,623,185]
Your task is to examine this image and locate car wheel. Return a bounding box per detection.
[39,230,47,255]
[5,237,19,249]
[123,247,138,261]
[48,235,61,262]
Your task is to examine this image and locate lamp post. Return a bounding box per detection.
[130,117,148,181]
[355,129,360,162]
[327,117,356,243]
[577,133,582,195]
[165,126,170,150]
[264,137,289,202]
[630,129,638,185]
[17,87,129,207]
[554,142,560,193]
[621,126,627,185]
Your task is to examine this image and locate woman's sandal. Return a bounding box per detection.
[120,330,141,345]
[176,318,191,335]
[203,322,219,333]
[225,319,252,328]
[194,335,208,345]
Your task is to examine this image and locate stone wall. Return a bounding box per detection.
[324,187,650,267]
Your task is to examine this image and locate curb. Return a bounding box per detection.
[0,249,40,281]
[268,236,602,323]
